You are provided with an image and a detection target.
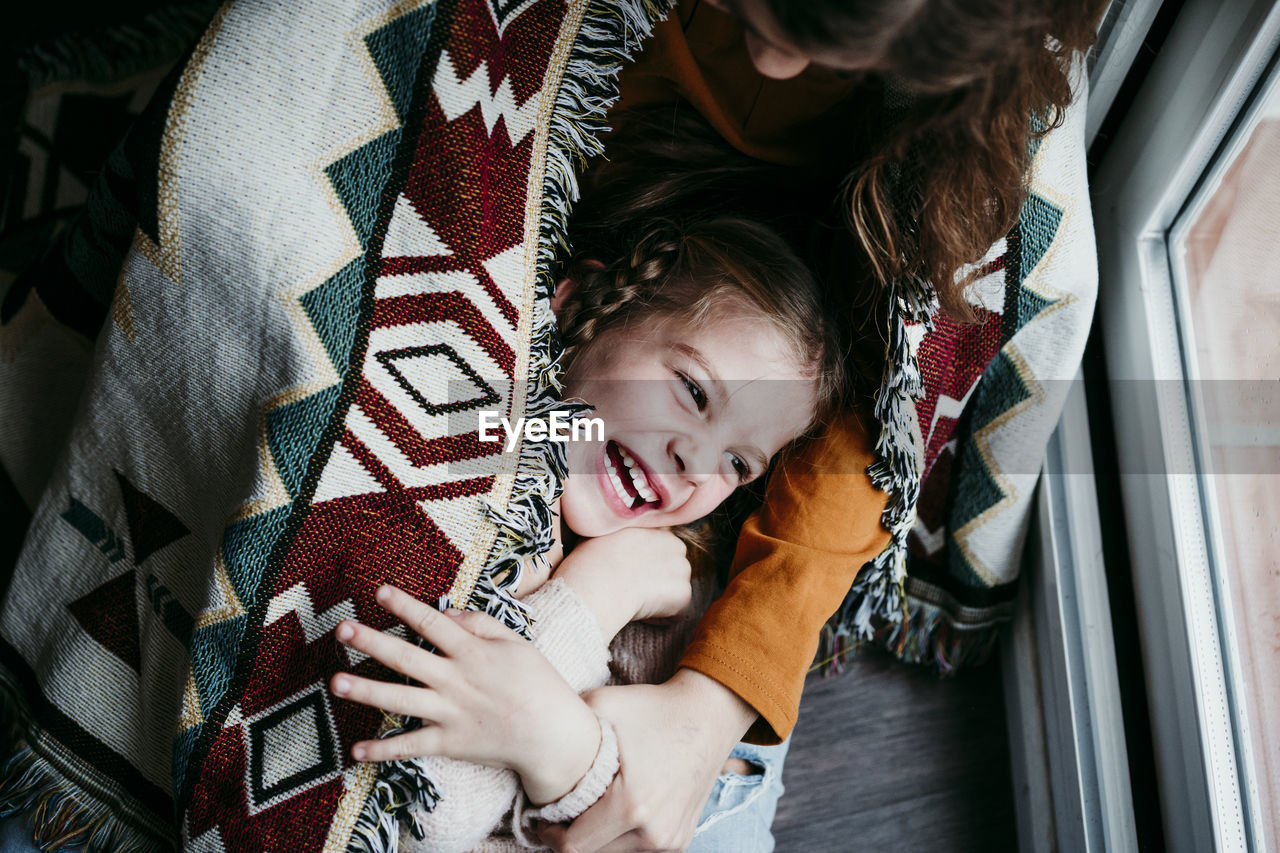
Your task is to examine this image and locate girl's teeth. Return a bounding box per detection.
[620,454,650,496]
[608,469,628,503]
[607,443,659,509]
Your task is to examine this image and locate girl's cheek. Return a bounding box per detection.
[690,480,734,520]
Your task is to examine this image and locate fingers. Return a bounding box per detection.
[536,824,570,851]
[544,785,631,853]
[329,672,446,719]
[443,607,519,641]
[349,726,445,763]
[335,618,447,684]
[373,585,473,656]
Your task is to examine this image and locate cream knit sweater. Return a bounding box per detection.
[400,571,713,853]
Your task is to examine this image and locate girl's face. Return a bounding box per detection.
[558,310,818,538]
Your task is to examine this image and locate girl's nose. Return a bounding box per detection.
[672,443,714,487]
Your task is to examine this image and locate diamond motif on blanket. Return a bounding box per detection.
[244,688,340,813]
[178,0,571,844]
[376,343,501,417]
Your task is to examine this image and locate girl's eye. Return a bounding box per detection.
[728,453,751,483]
[678,372,707,412]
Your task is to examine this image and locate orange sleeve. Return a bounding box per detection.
[678,415,890,743]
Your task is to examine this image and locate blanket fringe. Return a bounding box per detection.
[17,1,222,90]
[0,746,159,853]
[350,1,676,850]
[345,741,443,853]
[824,277,933,658]
[817,591,1003,676]
[474,0,680,636]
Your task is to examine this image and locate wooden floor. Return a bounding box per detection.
[773,648,1018,852]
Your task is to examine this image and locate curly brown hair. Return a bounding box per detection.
[762,0,1107,318]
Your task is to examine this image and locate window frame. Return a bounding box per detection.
[1090,0,1280,848]
[1001,374,1139,852]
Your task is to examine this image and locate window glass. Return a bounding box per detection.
[1171,66,1280,851]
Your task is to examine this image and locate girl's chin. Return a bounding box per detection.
[559,486,619,538]
[561,481,659,538]
[560,509,623,539]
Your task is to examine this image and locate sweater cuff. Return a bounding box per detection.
[512,712,620,845]
[525,579,612,693]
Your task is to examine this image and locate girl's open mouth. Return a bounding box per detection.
[604,440,661,511]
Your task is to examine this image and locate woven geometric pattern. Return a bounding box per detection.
[181,1,568,846]
[1,2,1098,848]
[1,0,668,845]
[882,79,1097,668]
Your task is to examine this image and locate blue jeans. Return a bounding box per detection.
[686,737,790,853]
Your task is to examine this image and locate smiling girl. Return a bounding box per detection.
[328,208,840,850]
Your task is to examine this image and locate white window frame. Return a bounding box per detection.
[1001,375,1138,853]
[996,3,1168,845]
[1090,0,1280,848]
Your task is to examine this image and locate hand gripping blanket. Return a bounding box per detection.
[0,0,667,848]
[0,0,1097,849]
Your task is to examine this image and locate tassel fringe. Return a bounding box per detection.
[345,735,443,853]
[473,0,679,633]
[874,597,1004,675]
[349,2,676,850]
[821,272,938,670]
[0,747,162,853]
[1,671,165,852]
[821,76,1020,673]
[816,590,1004,676]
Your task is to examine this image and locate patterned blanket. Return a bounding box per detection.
[0,0,1096,850]
[825,88,1098,672]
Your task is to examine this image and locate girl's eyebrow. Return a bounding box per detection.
[672,343,727,405]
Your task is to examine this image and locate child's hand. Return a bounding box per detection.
[330,585,601,805]
[554,528,692,640]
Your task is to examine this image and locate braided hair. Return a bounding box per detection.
[555,122,847,554]
[558,215,842,428]
[557,111,847,426]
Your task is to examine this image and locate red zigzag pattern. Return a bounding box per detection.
[184,1,565,847]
